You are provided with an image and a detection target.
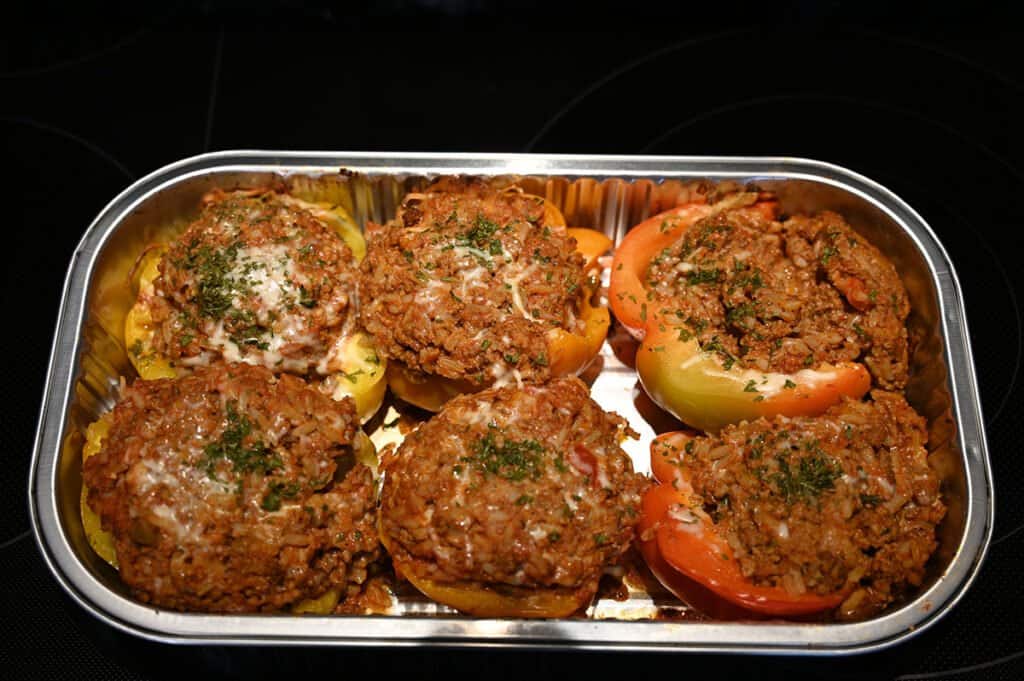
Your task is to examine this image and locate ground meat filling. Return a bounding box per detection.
[359,179,593,385]
[646,203,910,389]
[148,190,359,375]
[657,391,944,616]
[82,363,379,613]
[380,377,648,590]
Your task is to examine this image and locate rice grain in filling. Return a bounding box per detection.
[359,178,595,386]
[147,189,360,376]
[646,201,911,388]
[656,391,945,617]
[82,363,379,613]
[379,377,648,591]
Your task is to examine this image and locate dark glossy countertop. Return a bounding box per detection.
[3,3,1023,679]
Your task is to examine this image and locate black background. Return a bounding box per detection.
[3,1,1023,679]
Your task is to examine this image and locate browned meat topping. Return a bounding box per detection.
[359,178,594,385]
[657,391,944,617]
[647,204,910,388]
[82,363,379,613]
[149,190,359,375]
[380,377,648,589]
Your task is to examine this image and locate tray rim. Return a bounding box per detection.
[29,150,994,654]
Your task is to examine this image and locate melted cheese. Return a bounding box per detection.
[507,263,538,320]
[415,279,449,307]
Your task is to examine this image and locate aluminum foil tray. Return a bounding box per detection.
[29,152,993,653]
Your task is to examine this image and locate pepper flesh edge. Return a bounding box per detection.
[636,322,871,432]
[640,460,847,616]
[608,204,717,338]
[379,525,592,618]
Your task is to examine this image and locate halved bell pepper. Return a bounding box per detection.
[639,432,848,616]
[81,414,118,567]
[387,199,612,412]
[379,522,592,618]
[385,363,479,414]
[609,201,870,431]
[124,197,387,422]
[81,408,377,615]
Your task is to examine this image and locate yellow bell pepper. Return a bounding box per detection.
[80,414,117,568]
[379,523,592,618]
[81,408,377,615]
[124,197,386,422]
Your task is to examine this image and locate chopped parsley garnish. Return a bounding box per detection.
[820,245,839,265]
[465,426,545,482]
[686,267,723,286]
[730,268,765,292]
[701,335,737,370]
[340,369,364,384]
[771,449,842,505]
[297,285,317,308]
[783,379,797,389]
[197,401,282,480]
[726,302,757,328]
[226,309,270,350]
[695,222,733,248]
[458,214,504,255]
[261,480,301,512]
[185,241,243,319]
[860,493,884,508]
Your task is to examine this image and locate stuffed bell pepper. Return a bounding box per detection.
[609,191,910,431]
[359,177,611,412]
[124,187,386,421]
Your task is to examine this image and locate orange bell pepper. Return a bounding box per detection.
[640,432,847,616]
[387,211,612,413]
[609,201,870,431]
[379,523,591,618]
